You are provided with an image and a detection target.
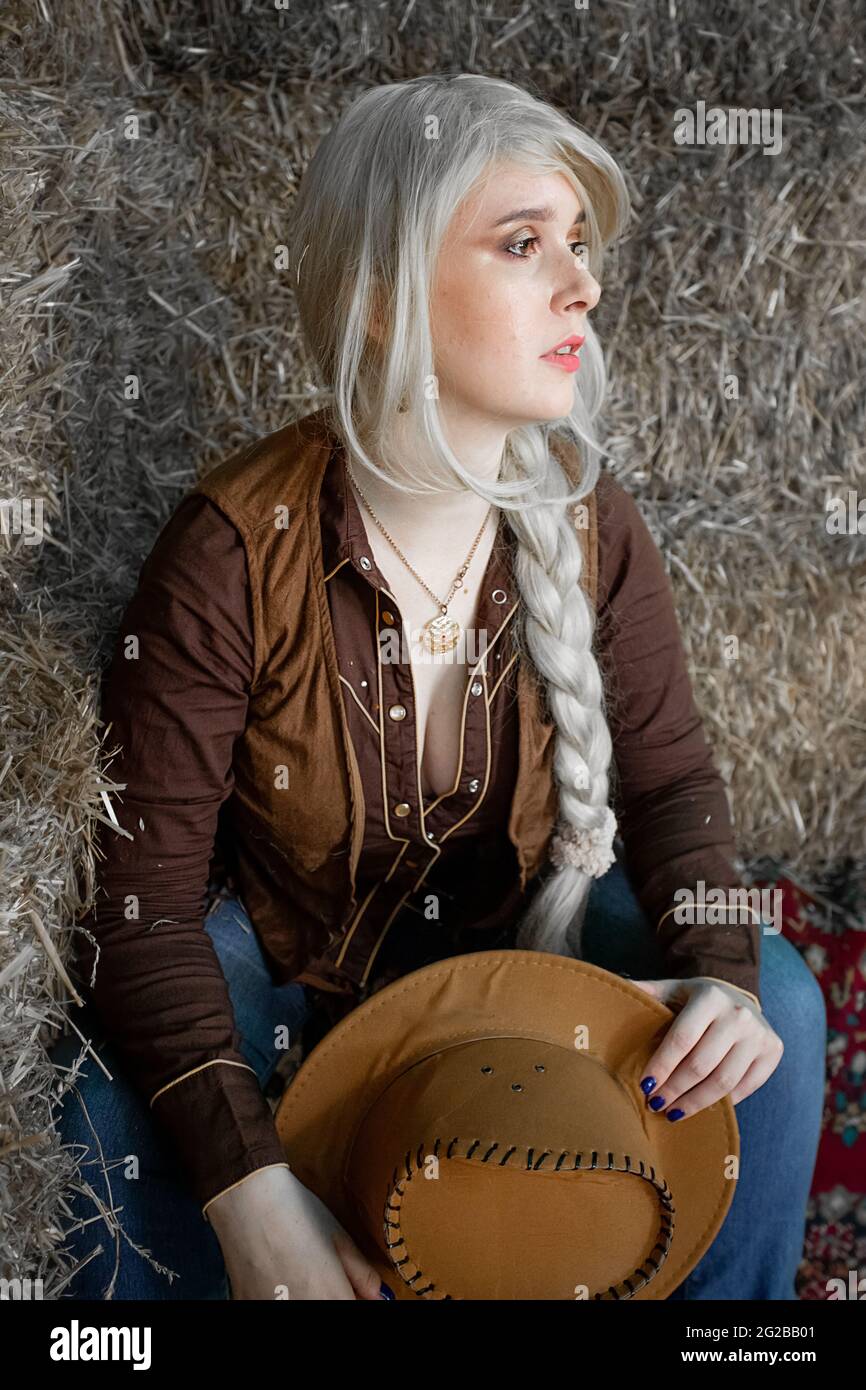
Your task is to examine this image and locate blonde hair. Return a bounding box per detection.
[290,72,630,958]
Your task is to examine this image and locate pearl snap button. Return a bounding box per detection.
[394,802,411,817]
[492,588,507,604]
[426,831,436,841]
[470,680,483,696]
[468,778,480,793]
[359,556,372,570]
[388,704,407,721]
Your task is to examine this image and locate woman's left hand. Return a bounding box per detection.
[627,977,783,1121]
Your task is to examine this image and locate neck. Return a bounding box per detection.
[350,407,507,531]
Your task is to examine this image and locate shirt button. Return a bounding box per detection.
[468,778,480,793]
[426,831,436,841]
[394,802,411,817]
[381,610,395,625]
[359,555,372,570]
[492,588,508,604]
[388,704,407,721]
[470,680,483,696]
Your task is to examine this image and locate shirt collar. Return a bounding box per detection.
[319,439,517,622]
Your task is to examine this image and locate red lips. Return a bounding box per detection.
[542,333,585,356]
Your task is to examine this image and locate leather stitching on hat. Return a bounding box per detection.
[381,1138,675,1300]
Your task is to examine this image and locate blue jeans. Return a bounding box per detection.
[578,859,826,1301]
[50,862,826,1300]
[51,894,312,1301]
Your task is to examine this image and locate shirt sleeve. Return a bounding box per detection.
[73,491,292,1216]
[593,472,762,1006]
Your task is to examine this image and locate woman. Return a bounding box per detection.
[52,73,825,1301]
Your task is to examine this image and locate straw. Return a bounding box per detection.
[1,0,863,1297]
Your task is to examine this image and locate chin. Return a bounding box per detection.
[516,392,576,425]
[467,390,574,431]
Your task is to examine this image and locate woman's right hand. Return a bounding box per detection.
[206,1163,394,1301]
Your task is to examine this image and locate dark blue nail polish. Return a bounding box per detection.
[379,1281,396,1299]
[667,1108,685,1122]
[648,1095,666,1111]
[639,1076,656,1094]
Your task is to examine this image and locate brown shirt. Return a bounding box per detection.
[73,433,761,1213]
[306,447,526,1007]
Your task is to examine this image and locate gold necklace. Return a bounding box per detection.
[347,466,494,655]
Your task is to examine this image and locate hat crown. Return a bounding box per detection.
[352,1035,655,1157]
[346,1036,676,1300]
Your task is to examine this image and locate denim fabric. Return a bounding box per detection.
[50,862,826,1300]
[578,857,827,1300]
[51,895,314,1301]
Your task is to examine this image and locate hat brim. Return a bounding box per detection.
[275,950,739,1300]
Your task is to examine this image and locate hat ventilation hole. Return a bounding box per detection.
[381,1138,676,1300]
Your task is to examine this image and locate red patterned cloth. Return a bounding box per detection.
[753,864,866,1299]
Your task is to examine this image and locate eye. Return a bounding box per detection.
[505,236,590,264]
[504,235,538,258]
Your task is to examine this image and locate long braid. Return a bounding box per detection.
[502,440,618,957]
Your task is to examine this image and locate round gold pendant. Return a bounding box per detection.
[421,614,462,654]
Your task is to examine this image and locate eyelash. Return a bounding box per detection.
[505,236,589,262]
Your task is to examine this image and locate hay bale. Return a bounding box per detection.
[1,0,863,1294]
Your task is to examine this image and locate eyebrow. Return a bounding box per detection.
[490,205,586,229]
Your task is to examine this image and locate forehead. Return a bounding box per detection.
[448,164,584,239]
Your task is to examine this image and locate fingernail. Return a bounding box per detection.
[639,1076,656,1094]
[667,1108,685,1122]
[379,1281,396,1299]
[648,1095,667,1111]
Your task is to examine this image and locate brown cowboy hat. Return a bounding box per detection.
[274,950,739,1300]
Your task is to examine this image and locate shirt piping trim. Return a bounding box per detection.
[421,598,517,817]
[149,1058,257,1107]
[698,977,762,1011]
[323,555,352,583]
[487,648,518,702]
[333,590,417,971]
[357,628,501,988]
[201,1162,293,1223]
[339,589,448,981]
[331,585,511,987]
[433,670,495,848]
[655,902,763,933]
[654,904,762,1010]
[339,673,380,733]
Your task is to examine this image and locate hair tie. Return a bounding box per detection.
[549,806,618,878]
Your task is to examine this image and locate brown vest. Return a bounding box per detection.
[190,410,598,995]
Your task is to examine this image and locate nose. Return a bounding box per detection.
[568,268,601,315]
[555,255,601,316]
